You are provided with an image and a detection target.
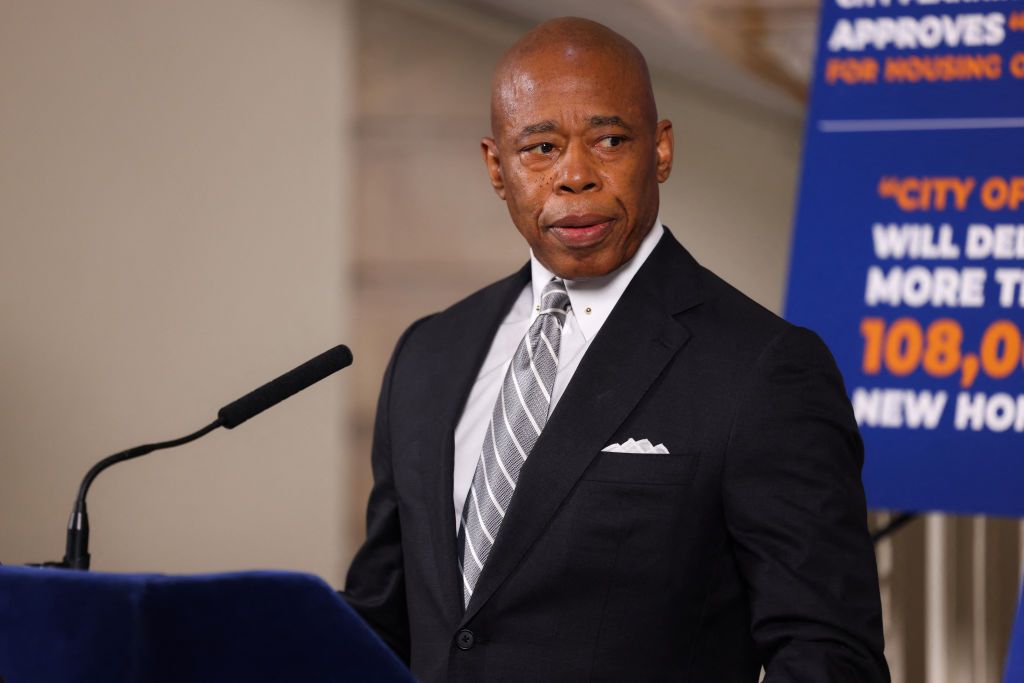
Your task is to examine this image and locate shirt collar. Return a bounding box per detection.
[529,218,665,342]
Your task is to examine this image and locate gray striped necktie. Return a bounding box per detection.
[458,278,571,607]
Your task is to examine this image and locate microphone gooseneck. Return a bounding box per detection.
[63,419,223,570]
[59,344,352,571]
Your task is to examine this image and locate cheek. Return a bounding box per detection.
[505,173,550,222]
[609,166,654,210]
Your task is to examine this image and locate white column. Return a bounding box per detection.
[925,513,953,683]
[972,515,988,683]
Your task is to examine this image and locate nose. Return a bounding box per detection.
[555,141,600,194]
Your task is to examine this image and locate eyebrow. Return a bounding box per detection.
[518,120,558,138]
[588,115,632,131]
[517,116,633,140]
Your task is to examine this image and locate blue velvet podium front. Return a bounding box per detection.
[0,565,413,682]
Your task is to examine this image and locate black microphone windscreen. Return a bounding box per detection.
[217,345,353,429]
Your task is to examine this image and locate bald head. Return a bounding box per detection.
[480,17,673,280]
[490,17,657,138]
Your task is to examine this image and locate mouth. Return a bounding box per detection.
[547,214,615,249]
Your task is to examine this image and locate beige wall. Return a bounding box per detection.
[0,0,354,580]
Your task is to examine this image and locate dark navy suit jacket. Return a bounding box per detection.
[343,229,889,682]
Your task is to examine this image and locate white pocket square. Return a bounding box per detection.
[602,438,669,454]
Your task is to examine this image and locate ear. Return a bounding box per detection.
[654,120,674,183]
[481,137,506,200]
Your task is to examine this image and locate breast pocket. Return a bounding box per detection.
[582,450,700,487]
[562,450,701,558]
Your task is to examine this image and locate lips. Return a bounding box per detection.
[547,214,614,249]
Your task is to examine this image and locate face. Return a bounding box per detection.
[482,48,673,280]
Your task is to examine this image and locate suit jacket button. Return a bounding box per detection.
[455,629,475,650]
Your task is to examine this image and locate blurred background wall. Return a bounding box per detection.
[1,1,1021,681]
[0,0,355,579]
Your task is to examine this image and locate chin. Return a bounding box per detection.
[547,254,620,281]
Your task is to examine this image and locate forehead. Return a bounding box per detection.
[493,49,649,134]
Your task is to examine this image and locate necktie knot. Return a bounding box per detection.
[539,279,570,328]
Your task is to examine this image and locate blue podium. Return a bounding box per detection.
[0,565,413,682]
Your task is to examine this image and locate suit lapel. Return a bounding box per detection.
[460,230,704,624]
[423,264,531,624]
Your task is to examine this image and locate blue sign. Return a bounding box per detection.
[785,0,1024,515]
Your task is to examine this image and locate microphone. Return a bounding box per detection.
[58,344,352,570]
[218,345,353,429]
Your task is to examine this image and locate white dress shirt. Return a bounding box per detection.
[452,220,665,529]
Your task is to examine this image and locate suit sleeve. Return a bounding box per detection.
[341,317,431,664]
[723,326,890,683]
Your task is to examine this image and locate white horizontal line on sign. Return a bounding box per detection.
[818,118,1024,133]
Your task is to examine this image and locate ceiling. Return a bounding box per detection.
[458,0,820,118]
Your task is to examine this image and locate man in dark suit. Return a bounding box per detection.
[343,17,889,682]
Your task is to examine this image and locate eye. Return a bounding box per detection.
[597,136,626,148]
[524,142,555,154]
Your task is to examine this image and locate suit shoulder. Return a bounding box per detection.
[694,265,791,340]
[700,266,843,382]
[690,264,837,369]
